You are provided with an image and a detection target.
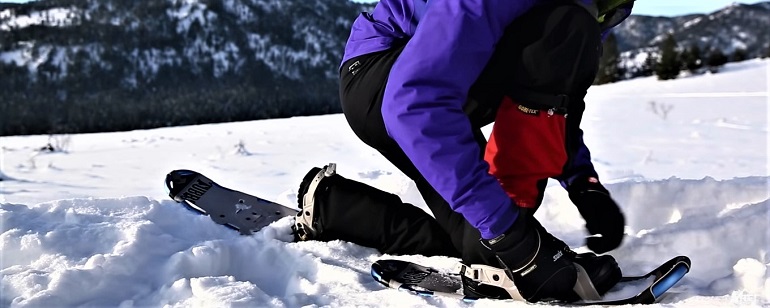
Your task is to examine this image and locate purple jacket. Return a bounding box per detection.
[342,0,627,239]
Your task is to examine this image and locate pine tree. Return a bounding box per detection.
[655,34,681,80]
[731,48,748,62]
[681,44,702,73]
[706,49,729,72]
[640,53,656,77]
[594,32,622,85]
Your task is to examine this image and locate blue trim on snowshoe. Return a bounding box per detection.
[651,261,688,298]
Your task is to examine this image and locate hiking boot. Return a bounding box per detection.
[572,252,622,296]
[463,217,622,302]
[528,218,622,301]
[460,250,622,302]
[292,163,336,241]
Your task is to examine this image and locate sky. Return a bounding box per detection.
[1,0,767,17]
[629,0,767,16]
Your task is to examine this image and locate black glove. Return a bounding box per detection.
[568,177,625,254]
[481,216,577,302]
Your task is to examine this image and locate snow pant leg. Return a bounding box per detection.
[336,45,464,257]
[312,171,459,256]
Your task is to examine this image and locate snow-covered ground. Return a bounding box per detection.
[1,59,769,307]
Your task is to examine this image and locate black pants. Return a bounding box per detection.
[323,3,601,265]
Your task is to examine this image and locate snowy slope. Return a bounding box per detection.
[1,59,769,307]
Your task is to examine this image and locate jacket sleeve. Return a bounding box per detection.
[559,129,600,188]
[381,0,537,239]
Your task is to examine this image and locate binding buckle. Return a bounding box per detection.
[293,163,336,241]
[454,262,525,301]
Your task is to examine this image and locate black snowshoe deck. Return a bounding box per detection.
[371,256,691,305]
[165,169,298,235]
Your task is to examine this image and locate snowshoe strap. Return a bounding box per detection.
[573,263,602,301]
[294,163,336,241]
[456,262,603,302]
[455,263,525,301]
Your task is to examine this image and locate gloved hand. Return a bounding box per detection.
[481,215,577,302]
[568,177,625,254]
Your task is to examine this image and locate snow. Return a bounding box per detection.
[0,7,78,31]
[167,0,210,34]
[131,48,182,78]
[0,48,26,67]
[0,42,49,73]
[1,59,769,307]
[682,16,703,29]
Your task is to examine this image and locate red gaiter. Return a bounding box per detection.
[484,96,568,208]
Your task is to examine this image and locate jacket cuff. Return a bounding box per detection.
[559,169,599,190]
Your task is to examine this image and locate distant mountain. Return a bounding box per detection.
[614,2,770,56]
[0,0,768,135]
[0,0,369,135]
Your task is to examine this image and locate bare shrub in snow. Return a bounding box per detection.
[233,140,252,156]
[648,101,674,120]
[40,134,72,153]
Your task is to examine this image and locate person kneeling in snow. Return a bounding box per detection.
[292,0,633,303]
